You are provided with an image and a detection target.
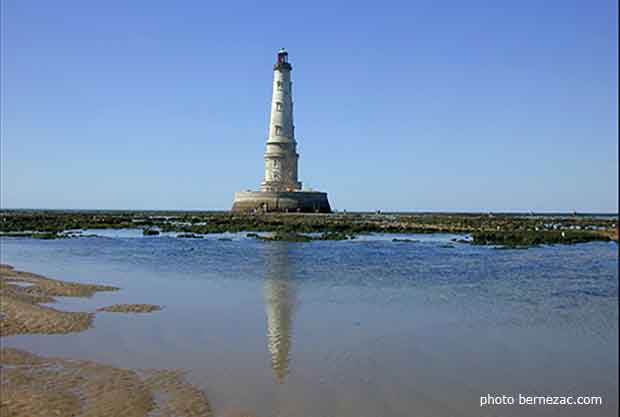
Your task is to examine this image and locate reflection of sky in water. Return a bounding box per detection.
[0,235,617,417]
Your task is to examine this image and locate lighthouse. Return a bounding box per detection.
[232,49,331,213]
[261,48,301,192]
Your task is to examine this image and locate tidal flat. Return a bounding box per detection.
[1,210,617,246]
[0,228,617,417]
[0,264,209,416]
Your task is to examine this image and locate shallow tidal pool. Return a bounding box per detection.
[1,234,618,417]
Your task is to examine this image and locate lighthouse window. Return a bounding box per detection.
[276,102,283,111]
[277,81,283,90]
[275,125,282,135]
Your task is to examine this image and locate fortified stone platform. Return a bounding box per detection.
[232,191,331,213]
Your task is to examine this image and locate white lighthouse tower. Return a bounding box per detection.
[261,48,302,192]
[232,49,331,213]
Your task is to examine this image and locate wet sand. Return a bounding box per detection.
[97,304,163,313]
[0,264,120,336]
[0,264,210,417]
[1,347,211,417]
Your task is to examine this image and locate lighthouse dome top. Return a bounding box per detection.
[274,48,291,70]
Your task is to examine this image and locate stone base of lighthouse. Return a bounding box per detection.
[232,191,331,213]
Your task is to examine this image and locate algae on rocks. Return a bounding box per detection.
[472,230,609,247]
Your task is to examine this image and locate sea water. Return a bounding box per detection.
[1,234,617,417]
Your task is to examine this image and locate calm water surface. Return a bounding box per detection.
[1,234,618,417]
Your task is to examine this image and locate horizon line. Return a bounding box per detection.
[1,207,618,215]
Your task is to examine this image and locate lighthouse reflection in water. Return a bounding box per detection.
[263,242,296,383]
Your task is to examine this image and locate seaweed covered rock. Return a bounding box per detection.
[177,233,203,239]
[319,232,353,240]
[472,230,609,247]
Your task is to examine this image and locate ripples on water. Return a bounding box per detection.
[1,234,618,417]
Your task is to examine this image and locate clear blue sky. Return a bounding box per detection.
[1,0,617,212]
